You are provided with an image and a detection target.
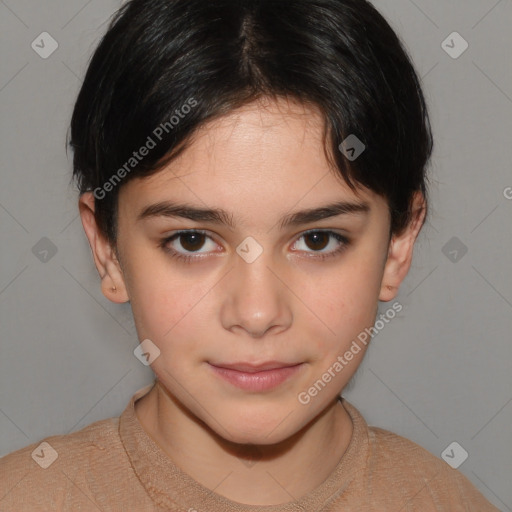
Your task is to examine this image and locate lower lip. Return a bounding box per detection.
[208,363,304,392]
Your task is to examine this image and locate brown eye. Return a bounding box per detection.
[303,232,330,251]
[178,232,207,252]
[160,230,218,263]
[292,230,350,260]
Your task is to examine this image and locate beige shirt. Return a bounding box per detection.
[0,383,500,511]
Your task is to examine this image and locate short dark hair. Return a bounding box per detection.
[69,0,433,245]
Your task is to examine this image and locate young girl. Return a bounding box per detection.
[0,0,500,510]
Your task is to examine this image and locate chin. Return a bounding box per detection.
[220,425,291,447]
[205,406,303,446]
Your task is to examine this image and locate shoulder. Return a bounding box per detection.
[0,415,120,472]
[366,425,499,511]
[0,416,131,510]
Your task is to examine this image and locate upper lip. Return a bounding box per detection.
[209,361,302,373]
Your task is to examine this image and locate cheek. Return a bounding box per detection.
[139,290,205,344]
[298,257,383,354]
[124,255,209,343]
[129,277,212,383]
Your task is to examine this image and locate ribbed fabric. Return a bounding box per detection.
[0,382,499,511]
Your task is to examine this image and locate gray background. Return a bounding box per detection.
[0,0,511,509]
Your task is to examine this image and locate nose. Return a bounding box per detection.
[220,248,293,338]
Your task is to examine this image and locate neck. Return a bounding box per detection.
[134,381,353,506]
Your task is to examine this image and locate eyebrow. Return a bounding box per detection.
[136,199,370,230]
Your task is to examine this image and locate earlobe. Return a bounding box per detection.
[78,192,130,304]
[379,192,426,302]
[378,236,410,302]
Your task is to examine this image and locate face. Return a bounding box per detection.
[106,97,400,445]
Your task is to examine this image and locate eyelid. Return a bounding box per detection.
[163,229,218,250]
[161,228,350,263]
[290,229,350,257]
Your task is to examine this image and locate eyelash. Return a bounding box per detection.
[159,229,350,264]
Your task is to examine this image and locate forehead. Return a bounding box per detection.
[166,97,330,181]
[118,97,384,221]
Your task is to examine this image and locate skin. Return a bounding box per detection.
[79,96,426,506]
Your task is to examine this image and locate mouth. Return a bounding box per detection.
[207,361,305,392]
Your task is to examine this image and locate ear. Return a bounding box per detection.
[379,191,426,302]
[78,192,129,303]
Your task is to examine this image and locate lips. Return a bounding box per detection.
[209,361,300,372]
[207,361,305,392]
